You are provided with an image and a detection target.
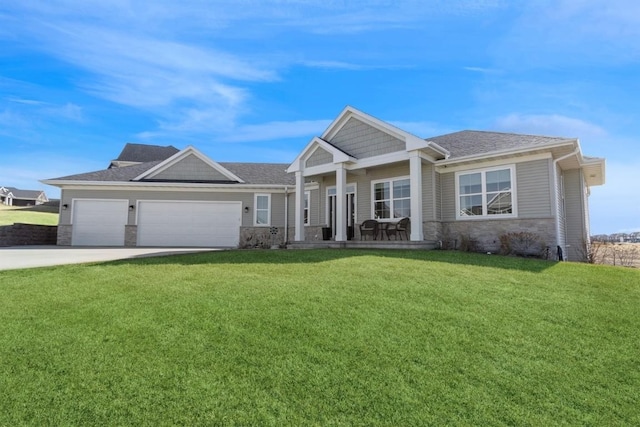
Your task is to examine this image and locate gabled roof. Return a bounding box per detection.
[44,142,294,187]
[44,161,293,186]
[114,143,179,163]
[425,130,573,159]
[133,146,245,183]
[323,106,450,159]
[47,161,165,182]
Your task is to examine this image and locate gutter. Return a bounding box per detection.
[552,147,580,258]
[284,186,289,244]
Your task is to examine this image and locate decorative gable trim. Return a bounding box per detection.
[133,146,245,183]
[322,106,449,160]
[287,137,356,173]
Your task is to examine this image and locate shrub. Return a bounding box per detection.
[459,234,481,252]
[499,232,545,258]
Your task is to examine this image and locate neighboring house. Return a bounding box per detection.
[42,107,605,261]
[0,186,49,206]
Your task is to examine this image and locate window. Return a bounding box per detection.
[254,194,270,225]
[456,166,515,218]
[372,177,411,219]
[304,191,310,225]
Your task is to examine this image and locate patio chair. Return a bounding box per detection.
[386,217,410,240]
[359,219,378,240]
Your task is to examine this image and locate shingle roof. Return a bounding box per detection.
[220,162,294,185]
[114,143,179,163]
[425,130,573,159]
[48,161,294,185]
[51,162,165,182]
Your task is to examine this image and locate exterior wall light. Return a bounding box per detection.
[129,205,135,211]
[244,206,250,213]
[62,204,68,210]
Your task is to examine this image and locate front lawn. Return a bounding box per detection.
[0,204,59,226]
[1,250,638,425]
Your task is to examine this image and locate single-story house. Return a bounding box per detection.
[42,106,605,261]
[1,186,49,206]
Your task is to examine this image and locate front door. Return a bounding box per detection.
[328,185,356,239]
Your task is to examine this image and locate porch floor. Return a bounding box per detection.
[287,240,439,250]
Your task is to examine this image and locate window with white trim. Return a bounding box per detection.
[372,177,411,219]
[456,166,515,218]
[304,191,310,225]
[254,194,270,225]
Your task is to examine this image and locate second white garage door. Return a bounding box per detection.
[137,201,241,247]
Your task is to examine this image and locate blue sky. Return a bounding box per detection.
[1,0,638,234]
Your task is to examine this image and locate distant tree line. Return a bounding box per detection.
[591,232,640,243]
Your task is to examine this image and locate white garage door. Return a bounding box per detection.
[137,201,241,247]
[72,199,128,246]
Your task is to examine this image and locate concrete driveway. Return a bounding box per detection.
[0,246,222,271]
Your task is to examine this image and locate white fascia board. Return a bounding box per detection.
[581,156,606,186]
[302,151,414,176]
[302,163,338,177]
[133,146,245,183]
[348,151,410,170]
[436,152,553,174]
[39,180,291,192]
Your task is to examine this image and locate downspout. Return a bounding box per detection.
[553,148,579,260]
[284,186,289,245]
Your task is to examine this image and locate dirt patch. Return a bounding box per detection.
[591,242,640,268]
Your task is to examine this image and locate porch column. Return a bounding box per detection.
[409,151,424,241]
[294,171,305,241]
[335,163,347,241]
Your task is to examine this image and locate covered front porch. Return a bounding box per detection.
[285,106,450,245]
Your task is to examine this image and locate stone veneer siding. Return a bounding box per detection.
[125,225,137,247]
[439,218,555,255]
[240,226,287,248]
[57,224,72,246]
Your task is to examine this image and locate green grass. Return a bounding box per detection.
[0,204,58,226]
[1,250,639,425]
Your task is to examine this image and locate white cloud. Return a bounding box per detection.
[494,113,607,139]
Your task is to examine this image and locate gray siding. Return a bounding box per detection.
[329,117,405,159]
[435,172,442,221]
[270,193,286,227]
[440,171,456,221]
[152,154,232,181]
[516,159,553,218]
[60,189,286,228]
[422,162,436,221]
[305,147,333,168]
[563,169,587,261]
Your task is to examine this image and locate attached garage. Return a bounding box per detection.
[71,199,128,246]
[137,201,241,247]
